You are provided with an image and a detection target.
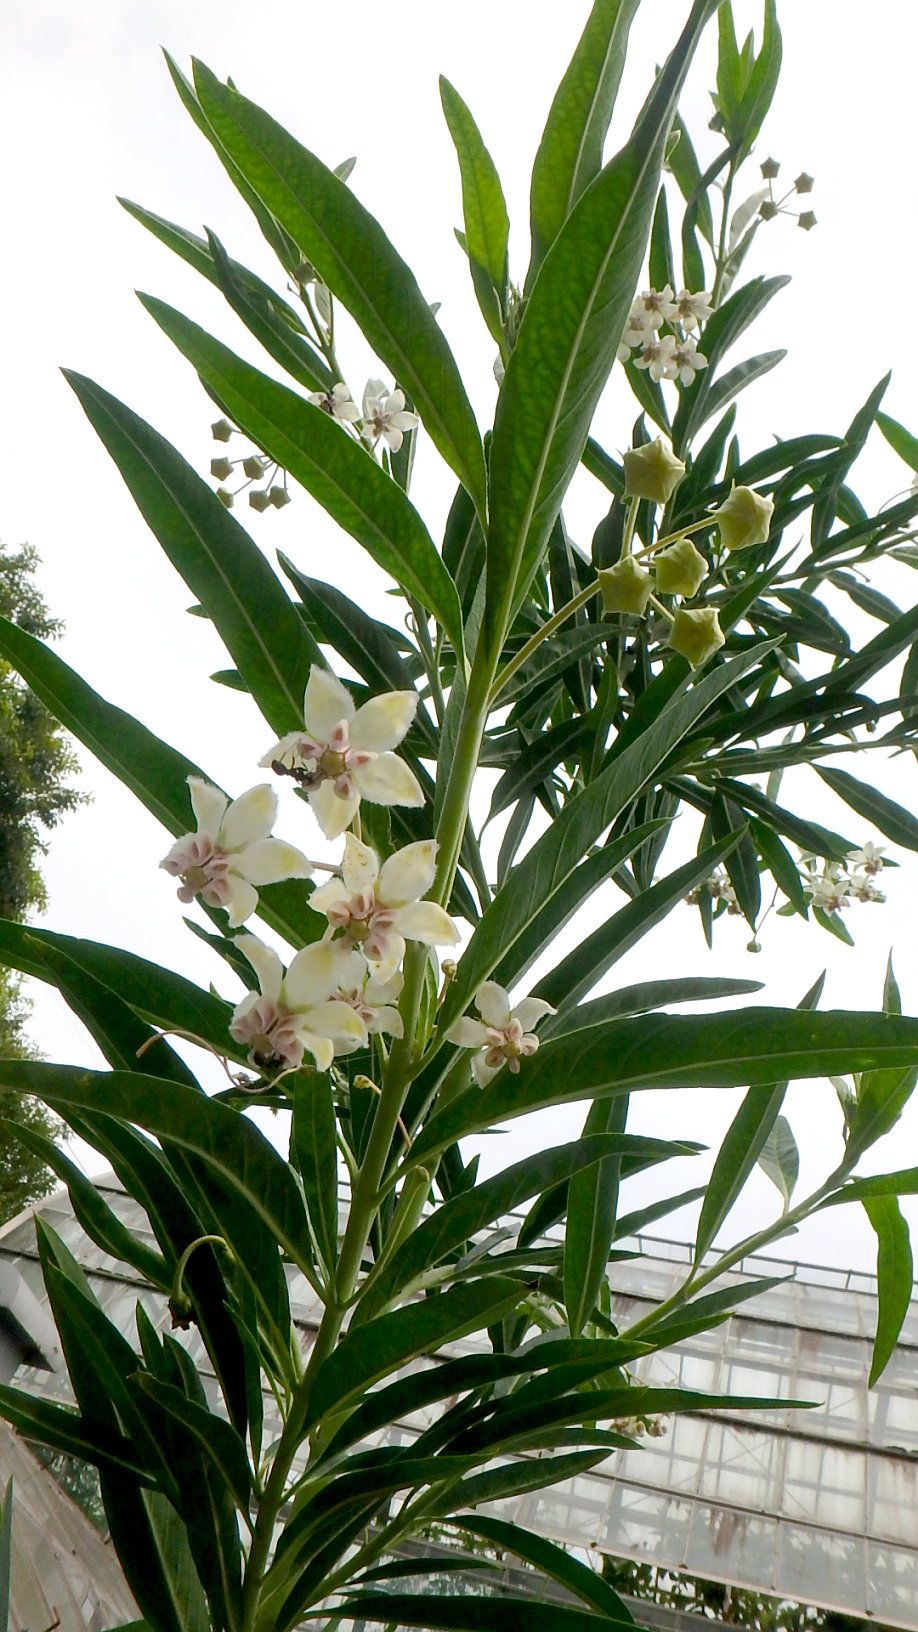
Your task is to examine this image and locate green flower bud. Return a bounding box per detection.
[248,489,272,512]
[760,156,781,180]
[242,455,266,479]
[797,210,817,232]
[758,200,779,221]
[622,438,685,504]
[210,457,233,480]
[668,606,725,668]
[714,484,774,552]
[654,537,707,598]
[211,418,234,442]
[216,488,234,509]
[269,485,292,509]
[597,556,653,615]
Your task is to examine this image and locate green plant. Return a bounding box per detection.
[1,5,918,1629]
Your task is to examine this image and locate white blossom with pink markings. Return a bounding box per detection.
[447,980,556,1087]
[160,779,312,928]
[311,832,459,981]
[229,934,368,1071]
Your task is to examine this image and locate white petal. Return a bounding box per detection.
[369,1005,404,1039]
[187,778,227,836]
[220,785,278,850]
[350,691,418,752]
[513,997,556,1032]
[367,932,406,982]
[472,1053,502,1087]
[259,731,308,770]
[364,971,403,1005]
[447,1017,490,1048]
[222,878,260,929]
[237,935,283,1004]
[298,1030,335,1072]
[304,666,354,739]
[392,900,460,947]
[309,877,350,916]
[342,833,380,894]
[377,840,438,907]
[300,999,367,1046]
[388,389,406,412]
[363,378,386,415]
[353,753,424,808]
[309,782,361,839]
[233,838,313,886]
[476,981,511,1028]
[285,942,366,1008]
[383,425,404,453]
[229,990,259,1032]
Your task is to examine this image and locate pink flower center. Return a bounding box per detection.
[271,719,376,801]
[327,888,397,961]
[482,1019,540,1074]
[162,834,233,907]
[229,997,303,1070]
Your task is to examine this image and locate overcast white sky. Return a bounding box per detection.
[2,1,918,1271]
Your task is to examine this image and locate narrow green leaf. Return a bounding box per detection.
[64,370,317,736]
[545,977,763,1039]
[817,765,918,852]
[821,1169,918,1205]
[864,1196,913,1386]
[133,1375,252,1512]
[878,409,918,474]
[191,61,486,514]
[306,1278,523,1427]
[334,1595,632,1632]
[0,1386,149,1481]
[0,620,312,948]
[409,1008,918,1165]
[487,0,720,636]
[757,1115,799,1208]
[695,1086,785,1261]
[449,1516,634,1622]
[139,299,464,658]
[528,0,640,271]
[564,1096,628,1336]
[206,227,334,393]
[440,79,509,300]
[292,1072,338,1276]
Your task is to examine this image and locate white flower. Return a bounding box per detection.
[803,872,850,914]
[631,286,678,331]
[361,379,419,453]
[260,667,424,840]
[311,833,459,981]
[229,935,367,1072]
[670,338,708,387]
[673,289,713,331]
[847,841,885,876]
[849,877,886,904]
[160,780,312,929]
[307,382,360,424]
[335,968,405,1051]
[447,980,556,1087]
[634,334,678,382]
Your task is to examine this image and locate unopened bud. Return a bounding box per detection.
[747,939,762,954]
[797,211,817,232]
[216,488,234,509]
[668,606,725,669]
[210,457,233,480]
[794,172,814,194]
[294,259,316,285]
[211,418,234,442]
[269,485,291,509]
[242,455,266,479]
[597,556,653,615]
[653,537,707,598]
[622,438,686,505]
[758,200,779,221]
[760,157,780,180]
[248,489,271,512]
[714,484,774,552]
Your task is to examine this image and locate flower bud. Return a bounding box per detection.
[668,606,725,668]
[758,200,778,221]
[760,156,780,179]
[714,484,774,552]
[653,537,707,598]
[797,211,817,232]
[794,172,814,194]
[242,455,266,479]
[597,556,653,616]
[622,438,685,505]
[269,485,291,509]
[216,488,234,509]
[211,418,234,442]
[248,489,271,512]
[210,457,233,480]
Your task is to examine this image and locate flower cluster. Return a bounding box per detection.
[209,421,290,513]
[617,286,712,386]
[686,868,742,915]
[307,379,419,454]
[802,843,888,916]
[757,157,816,232]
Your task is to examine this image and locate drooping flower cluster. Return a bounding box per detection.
[801,844,888,916]
[307,379,419,454]
[617,286,712,386]
[209,420,290,513]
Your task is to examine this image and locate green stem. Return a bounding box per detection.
[711,157,737,310]
[490,580,601,703]
[618,495,640,560]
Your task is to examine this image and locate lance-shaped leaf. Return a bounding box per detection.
[191,61,487,515]
[0,618,312,948]
[564,1095,628,1336]
[864,1196,914,1386]
[817,765,918,852]
[528,0,641,274]
[65,370,318,736]
[438,642,771,1040]
[0,1384,150,1483]
[485,0,719,640]
[757,1115,799,1210]
[0,1063,311,1269]
[408,1007,918,1165]
[335,1594,634,1632]
[139,299,465,658]
[292,1073,338,1277]
[440,79,509,309]
[133,1375,252,1514]
[449,1517,634,1622]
